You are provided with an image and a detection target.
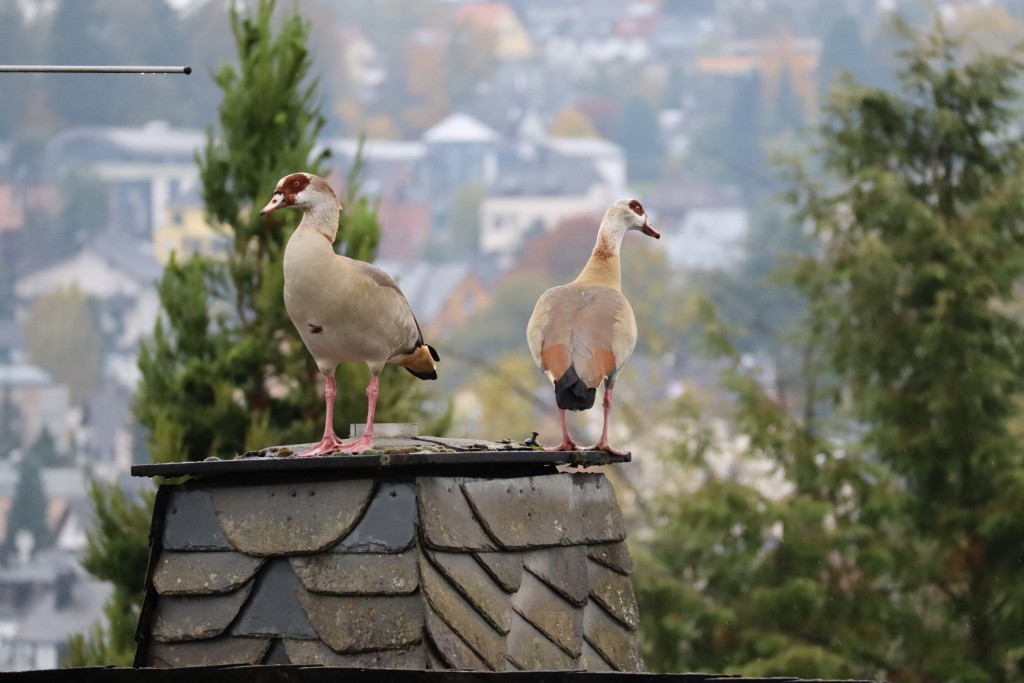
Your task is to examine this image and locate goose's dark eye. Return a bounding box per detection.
[292,180,301,187]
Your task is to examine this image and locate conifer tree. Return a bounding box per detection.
[638,17,1024,682]
[74,0,436,665]
[4,453,50,561]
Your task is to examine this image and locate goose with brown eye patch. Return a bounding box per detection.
[526,198,659,457]
[259,172,440,456]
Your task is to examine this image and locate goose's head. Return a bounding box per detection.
[604,199,660,240]
[259,172,341,216]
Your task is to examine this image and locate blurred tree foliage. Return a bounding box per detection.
[22,286,102,405]
[3,450,52,562]
[72,0,441,666]
[637,16,1024,683]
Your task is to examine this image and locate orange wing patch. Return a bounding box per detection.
[540,344,571,379]
[581,347,616,389]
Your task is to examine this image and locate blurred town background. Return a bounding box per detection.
[0,0,1021,676]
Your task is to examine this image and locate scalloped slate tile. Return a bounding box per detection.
[418,477,497,551]
[583,600,644,672]
[462,476,573,548]
[298,592,422,653]
[152,581,254,642]
[162,490,233,551]
[211,480,375,555]
[588,559,640,630]
[473,552,523,593]
[426,550,511,634]
[331,481,416,553]
[290,550,418,595]
[230,558,318,638]
[511,568,583,659]
[424,602,489,671]
[152,552,265,596]
[145,637,270,667]
[506,610,578,671]
[522,546,589,607]
[284,639,424,668]
[587,541,634,575]
[572,474,627,543]
[419,552,506,670]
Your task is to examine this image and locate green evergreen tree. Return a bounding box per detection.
[4,453,51,561]
[25,427,69,468]
[0,386,22,457]
[74,0,436,666]
[638,16,1024,682]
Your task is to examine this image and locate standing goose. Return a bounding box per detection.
[260,172,438,456]
[526,199,659,455]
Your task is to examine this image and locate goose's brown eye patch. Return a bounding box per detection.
[628,199,644,216]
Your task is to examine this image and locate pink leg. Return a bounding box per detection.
[544,408,579,451]
[300,376,347,456]
[587,388,630,457]
[335,375,378,453]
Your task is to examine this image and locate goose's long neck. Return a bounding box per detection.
[574,222,623,290]
[298,201,340,243]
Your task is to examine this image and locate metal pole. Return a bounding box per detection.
[0,65,192,74]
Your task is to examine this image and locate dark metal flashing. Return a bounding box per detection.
[0,666,880,683]
[131,446,629,480]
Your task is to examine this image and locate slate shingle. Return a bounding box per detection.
[426,549,512,634]
[588,559,640,630]
[511,569,583,659]
[419,553,507,670]
[463,476,573,548]
[229,558,318,639]
[473,551,523,593]
[418,477,498,551]
[152,552,264,595]
[506,611,578,671]
[162,489,233,551]
[424,602,489,671]
[146,637,271,668]
[291,550,418,596]
[587,540,634,575]
[330,481,416,553]
[522,546,589,607]
[151,582,254,642]
[211,480,375,555]
[284,639,424,668]
[583,599,645,672]
[298,592,423,653]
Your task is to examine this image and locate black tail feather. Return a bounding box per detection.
[404,366,437,380]
[554,364,596,410]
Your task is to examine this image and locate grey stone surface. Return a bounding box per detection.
[152,552,264,595]
[473,552,523,593]
[162,489,233,551]
[420,552,506,670]
[151,582,254,643]
[298,592,422,653]
[230,558,318,639]
[212,480,375,555]
[284,639,424,668]
[418,477,497,551]
[522,546,589,607]
[588,559,640,630]
[587,541,634,575]
[511,569,583,659]
[583,600,645,672]
[427,550,512,634]
[290,550,418,596]
[262,639,291,664]
[330,481,416,553]
[424,603,489,671]
[581,640,616,671]
[146,637,271,667]
[506,611,578,671]
[572,474,628,543]
[463,476,573,548]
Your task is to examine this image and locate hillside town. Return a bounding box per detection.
[0,0,1019,671]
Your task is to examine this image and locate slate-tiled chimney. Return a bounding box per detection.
[132,435,644,671]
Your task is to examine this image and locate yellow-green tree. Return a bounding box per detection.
[22,286,101,405]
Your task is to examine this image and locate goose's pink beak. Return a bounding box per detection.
[259,192,287,216]
[641,220,660,239]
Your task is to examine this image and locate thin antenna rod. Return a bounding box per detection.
[0,65,192,74]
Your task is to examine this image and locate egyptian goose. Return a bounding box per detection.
[259,172,438,455]
[526,199,659,455]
